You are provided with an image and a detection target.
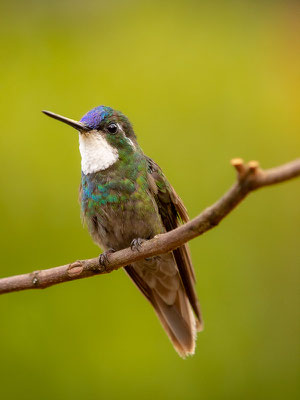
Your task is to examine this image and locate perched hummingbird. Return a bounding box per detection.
[43,106,203,357]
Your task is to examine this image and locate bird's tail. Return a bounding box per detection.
[125,253,202,357]
[151,282,197,357]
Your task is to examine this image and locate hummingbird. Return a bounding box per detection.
[43,105,203,357]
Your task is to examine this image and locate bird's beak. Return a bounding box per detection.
[42,110,89,132]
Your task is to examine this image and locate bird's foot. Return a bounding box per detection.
[130,238,146,252]
[99,248,116,267]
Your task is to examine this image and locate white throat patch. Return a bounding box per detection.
[79,131,118,174]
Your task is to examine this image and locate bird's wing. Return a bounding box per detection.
[144,156,202,325]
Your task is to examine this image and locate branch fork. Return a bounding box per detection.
[231,158,260,182]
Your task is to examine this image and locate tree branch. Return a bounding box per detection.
[1,158,299,295]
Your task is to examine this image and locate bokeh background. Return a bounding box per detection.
[0,0,299,399]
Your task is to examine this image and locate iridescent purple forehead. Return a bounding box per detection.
[80,106,114,130]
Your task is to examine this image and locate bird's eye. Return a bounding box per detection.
[107,123,118,134]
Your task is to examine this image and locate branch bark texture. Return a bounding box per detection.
[1,158,299,295]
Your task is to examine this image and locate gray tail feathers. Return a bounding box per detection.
[125,262,200,357]
[152,283,197,357]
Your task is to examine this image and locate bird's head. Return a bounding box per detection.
[43,106,137,175]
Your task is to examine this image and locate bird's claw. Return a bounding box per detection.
[99,248,116,267]
[130,238,146,252]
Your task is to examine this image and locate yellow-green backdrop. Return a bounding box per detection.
[0,1,299,399]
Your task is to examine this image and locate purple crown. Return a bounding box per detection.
[80,106,114,129]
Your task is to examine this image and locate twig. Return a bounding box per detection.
[0,158,299,295]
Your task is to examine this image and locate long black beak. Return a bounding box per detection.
[42,110,89,131]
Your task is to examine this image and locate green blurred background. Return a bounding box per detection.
[0,0,299,399]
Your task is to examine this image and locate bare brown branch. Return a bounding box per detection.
[0,158,299,295]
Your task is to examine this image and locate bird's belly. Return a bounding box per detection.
[84,194,164,251]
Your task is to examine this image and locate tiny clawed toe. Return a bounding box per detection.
[130,238,146,252]
[99,248,116,267]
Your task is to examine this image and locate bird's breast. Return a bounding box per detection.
[80,172,163,250]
